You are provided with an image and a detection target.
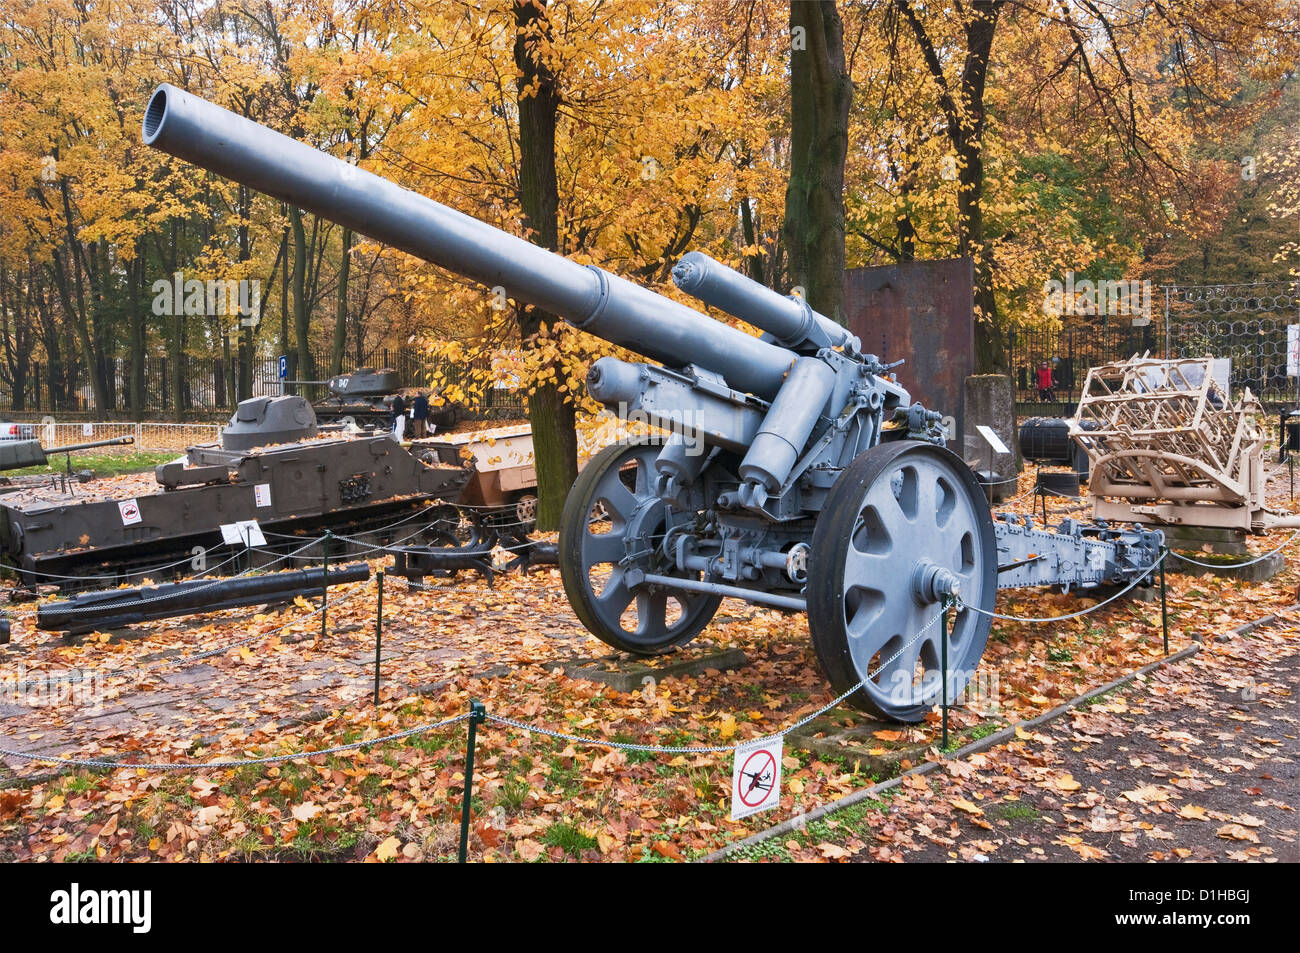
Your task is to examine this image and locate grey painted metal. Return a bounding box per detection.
[638,572,807,610]
[0,436,134,471]
[142,85,1173,722]
[807,441,997,721]
[0,434,470,582]
[585,357,767,454]
[671,251,859,353]
[142,85,793,401]
[558,440,722,654]
[738,355,836,495]
[222,394,318,450]
[993,514,1162,590]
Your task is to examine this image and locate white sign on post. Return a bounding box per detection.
[730,736,783,820]
[220,520,266,547]
[975,425,1010,456]
[1288,325,1299,377]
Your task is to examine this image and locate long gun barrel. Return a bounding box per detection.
[0,435,134,472]
[141,85,797,400]
[45,435,136,455]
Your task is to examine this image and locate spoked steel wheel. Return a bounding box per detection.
[559,439,720,654]
[514,494,538,532]
[807,441,996,722]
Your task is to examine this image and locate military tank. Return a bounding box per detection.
[0,395,472,586]
[312,367,460,432]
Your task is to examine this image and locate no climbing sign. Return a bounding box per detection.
[730,736,782,820]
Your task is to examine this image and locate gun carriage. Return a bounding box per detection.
[141,85,1161,721]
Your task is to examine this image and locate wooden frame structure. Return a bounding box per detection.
[1069,355,1294,532]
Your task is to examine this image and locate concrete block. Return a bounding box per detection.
[561,647,749,693]
[963,374,1019,502]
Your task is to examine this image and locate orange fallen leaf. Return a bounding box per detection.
[817,842,853,860]
[1053,774,1082,792]
[1216,824,1259,843]
[374,836,401,862]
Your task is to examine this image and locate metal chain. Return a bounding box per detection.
[0,711,472,772]
[4,548,245,583]
[1164,528,1300,569]
[959,552,1165,623]
[487,611,946,755]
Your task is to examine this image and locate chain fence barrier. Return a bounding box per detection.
[1164,528,1300,569]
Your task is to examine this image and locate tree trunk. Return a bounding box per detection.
[331,227,351,376]
[514,0,578,531]
[783,0,852,324]
[128,243,145,417]
[895,0,1006,372]
[957,5,1005,373]
[289,206,313,395]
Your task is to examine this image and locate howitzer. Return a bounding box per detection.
[142,85,1162,721]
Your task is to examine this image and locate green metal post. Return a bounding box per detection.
[459,700,486,863]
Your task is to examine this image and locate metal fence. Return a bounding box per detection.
[1009,280,1300,410]
[32,421,223,452]
[0,344,525,419]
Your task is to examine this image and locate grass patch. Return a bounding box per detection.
[965,721,1003,742]
[542,821,597,857]
[993,802,1041,821]
[4,449,177,478]
[611,732,654,764]
[495,776,530,813]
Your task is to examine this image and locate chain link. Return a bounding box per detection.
[487,611,946,755]
[1164,528,1300,569]
[0,711,472,772]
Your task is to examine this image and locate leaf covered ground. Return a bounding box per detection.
[0,469,1297,862]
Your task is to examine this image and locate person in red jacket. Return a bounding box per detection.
[1036,362,1055,402]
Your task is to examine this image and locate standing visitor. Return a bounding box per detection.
[391,393,407,440]
[1036,362,1055,402]
[411,392,430,438]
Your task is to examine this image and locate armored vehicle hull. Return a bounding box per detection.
[0,435,470,585]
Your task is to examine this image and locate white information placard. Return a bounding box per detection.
[975,425,1010,456]
[118,499,142,526]
[220,520,266,547]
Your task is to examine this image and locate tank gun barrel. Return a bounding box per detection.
[45,435,136,455]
